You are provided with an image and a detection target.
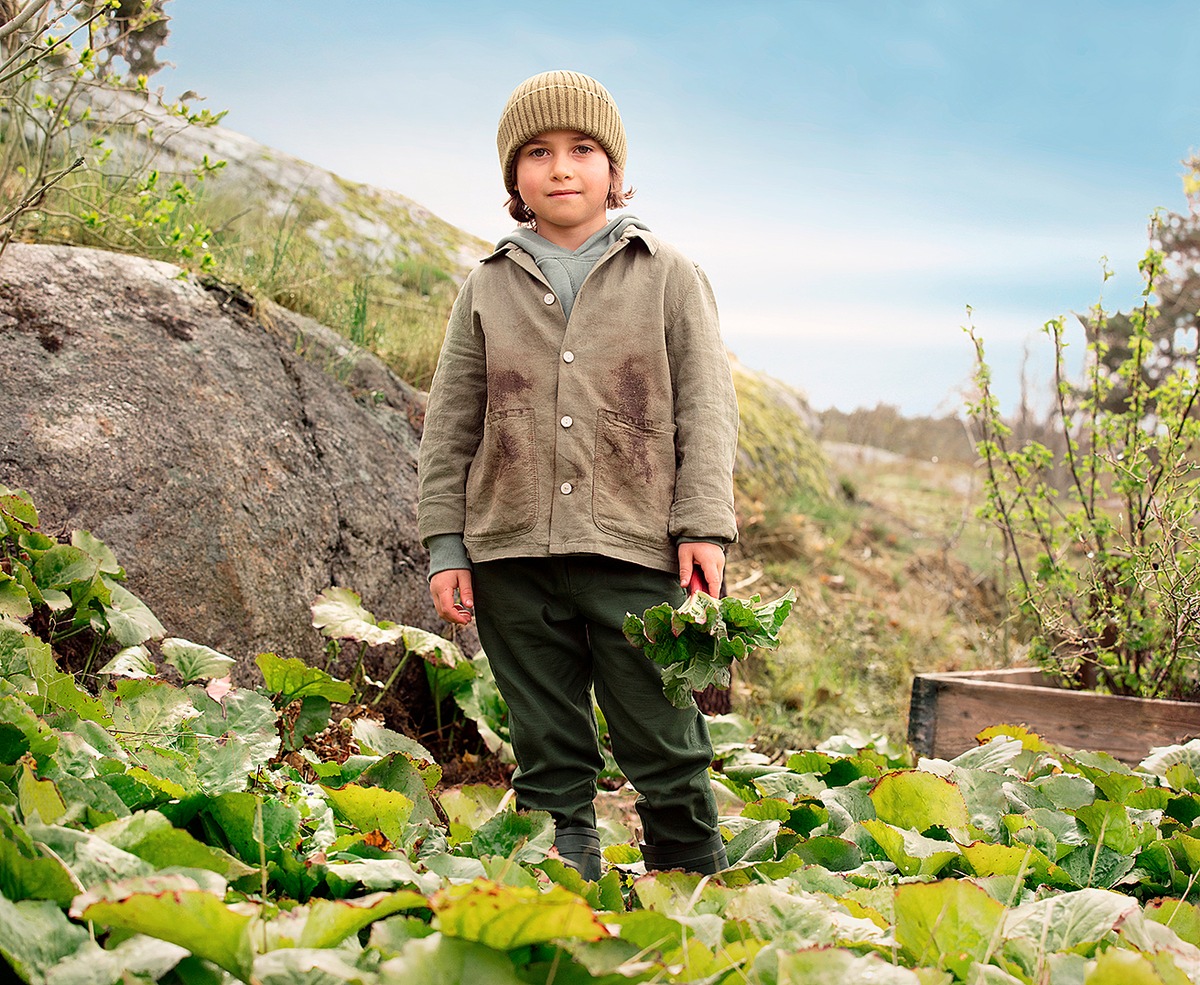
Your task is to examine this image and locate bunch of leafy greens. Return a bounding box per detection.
[623,590,797,708]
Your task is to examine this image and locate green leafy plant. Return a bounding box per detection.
[5,490,1200,982]
[968,244,1200,699]
[0,0,225,267]
[310,586,463,705]
[623,589,797,708]
[0,485,166,677]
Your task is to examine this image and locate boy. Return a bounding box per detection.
[417,70,739,878]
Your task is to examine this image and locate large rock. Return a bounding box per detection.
[0,242,444,676]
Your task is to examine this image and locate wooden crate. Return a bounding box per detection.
[907,667,1200,764]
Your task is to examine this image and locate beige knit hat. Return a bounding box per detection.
[497,70,627,193]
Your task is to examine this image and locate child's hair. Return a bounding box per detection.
[505,163,636,225]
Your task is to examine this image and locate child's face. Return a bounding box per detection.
[514,130,611,247]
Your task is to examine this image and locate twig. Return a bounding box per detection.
[0,154,83,225]
[0,0,53,43]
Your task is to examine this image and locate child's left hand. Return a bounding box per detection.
[678,542,725,597]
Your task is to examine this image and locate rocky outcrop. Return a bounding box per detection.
[0,242,443,676]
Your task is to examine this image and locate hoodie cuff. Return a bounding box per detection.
[675,536,727,550]
[426,533,473,580]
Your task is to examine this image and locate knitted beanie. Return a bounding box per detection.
[497,70,627,193]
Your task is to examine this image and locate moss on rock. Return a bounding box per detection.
[731,356,832,518]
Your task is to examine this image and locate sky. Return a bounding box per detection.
[155,1,1200,417]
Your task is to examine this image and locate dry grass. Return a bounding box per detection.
[727,439,1016,756]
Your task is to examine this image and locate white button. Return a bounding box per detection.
[562,351,575,363]
[560,482,573,495]
[543,292,556,305]
[560,415,573,428]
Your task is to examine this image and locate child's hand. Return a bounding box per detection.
[430,568,475,625]
[678,542,725,597]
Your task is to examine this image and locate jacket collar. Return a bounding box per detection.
[481,224,659,264]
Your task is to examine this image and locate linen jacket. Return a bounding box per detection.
[416,226,739,575]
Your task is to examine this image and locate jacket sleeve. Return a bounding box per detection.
[417,276,487,544]
[666,263,740,543]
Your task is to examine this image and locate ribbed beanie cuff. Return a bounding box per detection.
[497,70,626,192]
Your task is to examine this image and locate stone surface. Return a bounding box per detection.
[0,242,449,679]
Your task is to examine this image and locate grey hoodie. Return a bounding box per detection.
[495,215,650,321]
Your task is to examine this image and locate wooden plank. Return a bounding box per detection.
[907,670,1200,764]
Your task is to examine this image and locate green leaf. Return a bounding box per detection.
[770,947,923,984]
[790,835,864,871]
[470,809,555,864]
[1083,948,1172,984]
[324,857,441,898]
[286,693,331,751]
[0,693,57,766]
[311,586,405,646]
[0,572,32,620]
[24,821,154,888]
[960,841,1059,884]
[360,753,442,824]
[0,618,55,681]
[0,490,39,532]
[0,895,90,984]
[18,762,65,824]
[43,669,111,724]
[1075,801,1142,856]
[72,881,255,982]
[1146,898,1200,947]
[102,583,165,646]
[861,819,961,877]
[353,717,437,765]
[869,769,969,831]
[398,625,465,668]
[1057,843,1136,889]
[1142,739,1200,779]
[894,879,1006,979]
[0,826,78,905]
[203,791,301,865]
[299,891,429,948]
[189,685,281,765]
[70,529,124,577]
[161,637,234,682]
[32,544,98,589]
[97,811,258,878]
[322,783,414,845]
[432,881,609,949]
[103,679,200,746]
[372,934,526,983]
[97,644,157,678]
[34,934,189,985]
[255,651,354,705]
[1003,887,1138,955]
[726,819,780,865]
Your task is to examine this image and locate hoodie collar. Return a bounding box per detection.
[483,215,658,263]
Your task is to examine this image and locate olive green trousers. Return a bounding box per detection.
[472,556,726,873]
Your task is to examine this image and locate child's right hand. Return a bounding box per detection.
[430,568,475,625]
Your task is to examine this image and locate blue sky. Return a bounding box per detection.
[158,1,1200,416]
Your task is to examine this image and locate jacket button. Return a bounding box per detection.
[543,292,556,305]
[560,415,573,428]
[562,350,575,363]
[559,481,573,495]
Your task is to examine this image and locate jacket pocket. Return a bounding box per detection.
[593,409,676,545]
[465,407,538,538]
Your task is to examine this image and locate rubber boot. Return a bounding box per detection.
[554,826,602,881]
[641,833,728,875]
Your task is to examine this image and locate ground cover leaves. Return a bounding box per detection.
[7,639,1200,983]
